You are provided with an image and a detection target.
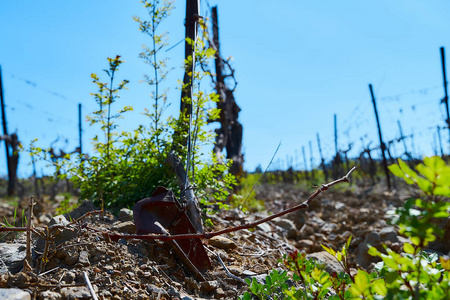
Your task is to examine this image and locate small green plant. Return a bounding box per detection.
[30,0,235,215]
[55,193,78,215]
[240,156,449,299]
[282,250,334,299]
[365,156,450,299]
[231,173,265,212]
[240,269,290,300]
[0,208,27,241]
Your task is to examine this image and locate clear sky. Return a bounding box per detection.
[1,0,450,178]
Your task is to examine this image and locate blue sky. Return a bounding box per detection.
[1,0,450,178]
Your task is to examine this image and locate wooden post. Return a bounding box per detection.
[78,103,83,154]
[0,65,14,196]
[168,0,203,234]
[440,47,450,145]
[369,84,391,190]
[334,114,338,156]
[397,120,411,159]
[316,133,328,181]
[309,140,315,179]
[433,133,438,156]
[172,0,200,157]
[210,6,243,175]
[437,126,444,156]
[302,146,308,179]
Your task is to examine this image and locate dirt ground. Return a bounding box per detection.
[0,180,434,299]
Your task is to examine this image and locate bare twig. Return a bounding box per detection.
[83,271,99,300]
[24,196,35,271]
[239,142,281,211]
[154,221,206,282]
[87,167,357,242]
[39,267,59,277]
[205,247,245,283]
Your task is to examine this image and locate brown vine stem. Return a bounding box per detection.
[1,167,357,243]
[88,166,357,242]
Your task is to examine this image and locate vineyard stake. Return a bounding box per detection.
[316,133,328,181]
[78,103,83,154]
[309,140,315,179]
[334,114,338,156]
[302,146,309,179]
[440,47,449,147]
[397,120,411,159]
[369,84,391,190]
[0,65,14,196]
[437,126,444,157]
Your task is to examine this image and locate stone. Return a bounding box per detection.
[215,287,226,298]
[147,284,169,297]
[118,208,133,222]
[64,249,78,266]
[76,251,90,267]
[256,222,272,232]
[6,273,31,289]
[167,286,181,298]
[357,232,382,269]
[200,280,219,293]
[63,271,76,284]
[0,243,26,274]
[0,288,30,300]
[379,226,398,243]
[38,214,51,224]
[38,291,61,300]
[36,215,77,252]
[306,251,345,275]
[296,239,314,250]
[208,236,237,250]
[335,202,346,210]
[241,270,257,276]
[309,216,325,229]
[320,223,338,234]
[60,287,93,299]
[65,201,97,220]
[272,218,297,239]
[111,221,136,234]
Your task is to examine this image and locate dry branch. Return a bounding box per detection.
[87,167,357,242]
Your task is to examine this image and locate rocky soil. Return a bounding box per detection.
[0,182,447,299]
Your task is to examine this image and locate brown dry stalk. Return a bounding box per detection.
[1,167,356,244]
[89,166,357,242]
[25,196,35,271]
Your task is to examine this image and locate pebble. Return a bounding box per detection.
[208,236,237,250]
[0,243,26,274]
[76,251,90,267]
[147,284,169,297]
[306,251,345,275]
[118,208,133,222]
[62,271,76,284]
[200,280,219,293]
[111,221,136,234]
[0,288,30,300]
[272,218,297,239]
[65,201,97,220]
[61,287,93,299]
[38,291,61,300]
[296,239,314,250]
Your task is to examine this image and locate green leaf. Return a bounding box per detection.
[403,243,415,254]
[371,279,387,296]
[368,247,380,257]
[321,244,336,256]
[382,256,399,270]
[399,159,418,184]
[354,270,371,293]
[389,164,405,178]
